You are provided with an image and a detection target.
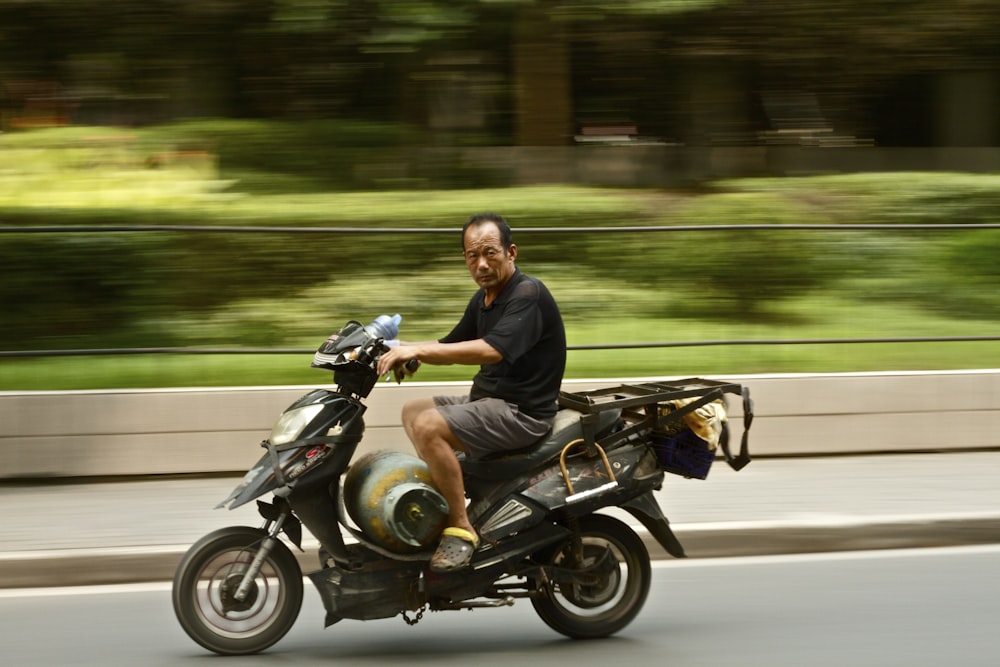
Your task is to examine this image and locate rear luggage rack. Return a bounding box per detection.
[558,378,753,473]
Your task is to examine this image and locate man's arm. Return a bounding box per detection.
[376,338,501,376]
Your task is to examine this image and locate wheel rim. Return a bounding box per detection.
[549,536,635,618]
[191,547,289,640]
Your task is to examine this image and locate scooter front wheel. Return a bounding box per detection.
[172,526,303,655]
[530,514,651,639]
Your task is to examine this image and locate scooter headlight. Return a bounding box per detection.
[269,403,325,446]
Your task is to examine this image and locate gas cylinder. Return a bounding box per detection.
[342,450,449,553]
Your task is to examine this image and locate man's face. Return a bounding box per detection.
[463,221,516,293]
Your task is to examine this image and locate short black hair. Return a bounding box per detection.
[463,212,512,249]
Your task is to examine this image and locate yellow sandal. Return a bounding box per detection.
[430,527,479,573]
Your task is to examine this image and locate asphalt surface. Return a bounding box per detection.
[2,451,998,589]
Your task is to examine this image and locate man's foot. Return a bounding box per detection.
[429,527,479,573]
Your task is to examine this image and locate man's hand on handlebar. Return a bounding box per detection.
[393,359,421,383]
[376,344,421,380]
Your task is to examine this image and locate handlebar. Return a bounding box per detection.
[312,317,420,388]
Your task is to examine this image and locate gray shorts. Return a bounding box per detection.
[434,395,554,459]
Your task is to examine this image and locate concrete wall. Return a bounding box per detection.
[1,371,998,479]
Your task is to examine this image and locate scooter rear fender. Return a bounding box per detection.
[621,491,687,558]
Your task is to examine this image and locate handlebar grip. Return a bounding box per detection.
[390,357,421,384]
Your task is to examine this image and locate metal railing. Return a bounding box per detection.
[3,336,1000,359]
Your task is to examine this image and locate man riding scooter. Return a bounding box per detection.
[377,212,566,572]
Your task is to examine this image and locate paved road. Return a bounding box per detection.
[2,546,999,666]
[1,451,998,588]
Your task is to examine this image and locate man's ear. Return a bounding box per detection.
[508,244,518,260]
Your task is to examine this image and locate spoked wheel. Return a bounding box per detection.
[172,526,303,655]
[531,514,651,639]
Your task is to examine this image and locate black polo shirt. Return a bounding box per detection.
[439,268,566,419]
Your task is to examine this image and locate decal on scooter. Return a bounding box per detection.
[288,445,329,479]
[528,467,557,486]
[478,499,535,535]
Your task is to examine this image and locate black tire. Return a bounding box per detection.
[530,514,651,639]
[172,526,303,656]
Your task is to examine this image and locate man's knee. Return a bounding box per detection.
[409,406,465,454]
[410,407,444,441]
[401,397,436,430]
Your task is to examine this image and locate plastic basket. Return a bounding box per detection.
[651,428,715,479]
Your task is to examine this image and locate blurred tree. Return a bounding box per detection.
[669,0,1000,144]
[2,0,999,144]
[513,4,572,145]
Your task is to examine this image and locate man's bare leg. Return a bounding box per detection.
[401,399,476,538]
[401,397,434,444]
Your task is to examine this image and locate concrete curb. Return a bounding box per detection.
[3,516,998,589]
[649,516,1000,559]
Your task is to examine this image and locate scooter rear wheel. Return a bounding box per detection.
[172,526,303,655]
[530,514,651,639]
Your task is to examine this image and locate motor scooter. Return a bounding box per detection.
[172,315,753,655]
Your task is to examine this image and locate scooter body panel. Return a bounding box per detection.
[218,389,366,510]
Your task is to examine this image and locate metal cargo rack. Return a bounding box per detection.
[558,378,753,471]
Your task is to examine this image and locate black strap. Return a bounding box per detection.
[262,439,288,487]
[654,388,723,430]
[718,386,753,471]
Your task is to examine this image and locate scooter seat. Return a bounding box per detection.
[460,407,622,481]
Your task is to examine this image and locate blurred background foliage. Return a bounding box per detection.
[4,0,1000,147]
[2,133,997,355]
[1,0,999,386]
